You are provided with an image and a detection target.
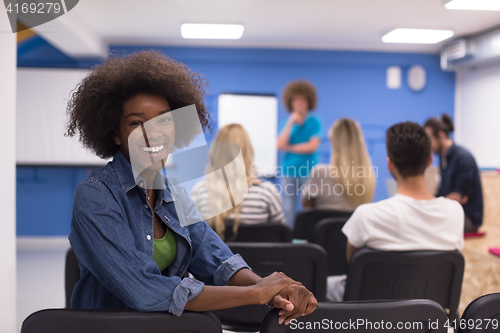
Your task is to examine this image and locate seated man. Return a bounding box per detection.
[327,121,464,302]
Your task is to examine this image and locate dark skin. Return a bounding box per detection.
[113,93,317,324]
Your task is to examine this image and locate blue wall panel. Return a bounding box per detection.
[16,46,455,236]
[17,166,97,235]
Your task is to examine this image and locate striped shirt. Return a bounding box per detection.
[190,180,286,224]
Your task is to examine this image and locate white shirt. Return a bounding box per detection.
[342,194,464,251]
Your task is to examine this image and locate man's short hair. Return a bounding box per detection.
[386,122,431,178]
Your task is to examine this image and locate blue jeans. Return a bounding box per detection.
[281,177,308,229]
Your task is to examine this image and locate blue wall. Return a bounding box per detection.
[17,45,455,236]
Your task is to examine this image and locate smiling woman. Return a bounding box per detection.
[64,50,317,323]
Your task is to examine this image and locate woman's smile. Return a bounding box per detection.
[114,93,176,178]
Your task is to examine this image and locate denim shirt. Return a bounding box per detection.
[69,151,250,316]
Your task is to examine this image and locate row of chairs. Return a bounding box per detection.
[21,294,500,332]
[231,209,353,275]
[64,244,463,332]
[231,209,352,243]
[262,293,500,333]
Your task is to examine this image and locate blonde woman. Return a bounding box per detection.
[302,118,376,211]
[191,124,285,241]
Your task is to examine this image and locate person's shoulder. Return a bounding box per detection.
[73,166,120,211]
[352,196,401,218]
[361,196,396,210]
[307,113,321,121]
[76,163,116,192]
[454,144,476,160]
[306,114,322,125]
[350,200,379,217]
[252,180,279,195]
[253,179,274,188]
[435,196,464,214]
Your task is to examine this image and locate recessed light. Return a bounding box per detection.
[382,29,454,44]
[181,24,244,39]
[445,0,500,11]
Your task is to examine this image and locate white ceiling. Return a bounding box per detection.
[33,0,500,58]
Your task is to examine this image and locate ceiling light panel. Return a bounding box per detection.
[445,0,500,11]
[181,24,244,39]
[382,29,454,44]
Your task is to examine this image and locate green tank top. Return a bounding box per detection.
[152,227,176,272]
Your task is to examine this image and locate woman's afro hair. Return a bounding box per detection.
[282,80,317,112]
[66,50,212,159]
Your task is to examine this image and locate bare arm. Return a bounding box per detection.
[229,267,262,286]
[288,137,321,155]
[185,268,318,325]
[277,116,296,151]
[346,241,359,263]
[184,271,292,312]
[446,192,469,205]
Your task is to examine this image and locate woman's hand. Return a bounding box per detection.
[272,284,318,325]
[250,272,295,305]
[289,112,304,125]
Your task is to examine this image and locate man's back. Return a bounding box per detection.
[342,194,464,252]
[437,144,483,227]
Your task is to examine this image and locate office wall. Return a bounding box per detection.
[17,46,455,236]
[455,65,500,169]
[1,10,18,333]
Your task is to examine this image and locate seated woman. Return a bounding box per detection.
[66,51,315,324]
[302,118,376,211]
[191,124,285,241]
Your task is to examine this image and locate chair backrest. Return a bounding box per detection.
[230,222,293,242]
[311,217,350,275]
[213,242,327,332]
[293,209,352,240]
[65,247,80,308]
[344,248,464,318]
[21,308,222,333]
[261,299,448,333]
[458,293,500,333]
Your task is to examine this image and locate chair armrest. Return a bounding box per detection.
[21,308,221,333]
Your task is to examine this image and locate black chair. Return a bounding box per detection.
[21,308,222,333]
[344,248,464,321]
[59,248,221,332]
[310,217,350,275]
[214,242,328,332]
[230,222,293,242]
[261,299,448,333]
[293,209,352,240]
[458,293,500,333]
[65,247,80,308]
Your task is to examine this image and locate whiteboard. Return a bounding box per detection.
[218,94,278,177]
[16,68,109,165]
[455,65,500,168]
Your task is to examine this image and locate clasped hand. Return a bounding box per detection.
[254,272,318,325]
